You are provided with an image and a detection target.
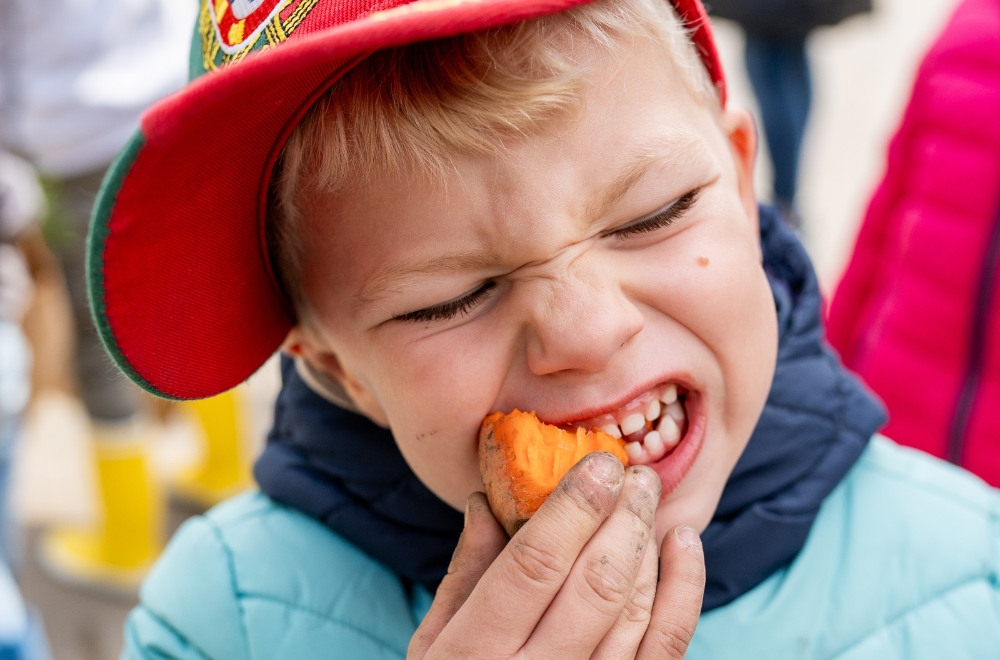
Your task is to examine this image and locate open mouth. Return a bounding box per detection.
[568,383,688,463]
[564,382,705,498]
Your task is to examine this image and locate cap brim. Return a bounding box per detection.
[89,0,724,400]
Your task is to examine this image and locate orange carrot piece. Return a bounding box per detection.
[479,409,629,536]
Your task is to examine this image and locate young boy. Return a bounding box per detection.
[90,0,1000,657]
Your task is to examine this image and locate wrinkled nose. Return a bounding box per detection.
[524,275,644,376]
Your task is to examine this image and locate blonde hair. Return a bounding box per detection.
[268,0,718,316]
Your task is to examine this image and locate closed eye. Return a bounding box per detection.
[606,188,702,239]
[393,281,496,323]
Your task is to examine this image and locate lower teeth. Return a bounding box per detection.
[644,430,665,458]
[626,397,686,462]
[657,415,680,446]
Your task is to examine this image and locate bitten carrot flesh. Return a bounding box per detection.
[479,409,629,536]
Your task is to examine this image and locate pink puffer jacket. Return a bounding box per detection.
[828,0,1000,487]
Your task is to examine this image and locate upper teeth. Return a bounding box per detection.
[600,424,623,439]
[585,383,688,465]
[620,413,647,436]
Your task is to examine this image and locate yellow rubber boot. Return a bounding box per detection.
[171,388,253,509]
[41,422,163,594]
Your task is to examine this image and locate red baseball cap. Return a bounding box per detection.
[88,0,726,400]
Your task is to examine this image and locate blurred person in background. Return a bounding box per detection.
[0,152,38,571]
[0,0,195,587]
[0,150,52,660]
[708,0,872,224]
[829,0,1000,486]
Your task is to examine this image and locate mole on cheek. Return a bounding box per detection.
[697,256,710,267]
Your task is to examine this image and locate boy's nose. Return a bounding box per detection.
[524,277,644,376]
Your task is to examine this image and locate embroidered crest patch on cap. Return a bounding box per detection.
[200,0,320,72]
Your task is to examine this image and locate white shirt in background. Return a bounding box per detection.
[0,0,197,177]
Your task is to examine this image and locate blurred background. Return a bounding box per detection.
[0,0,972,657]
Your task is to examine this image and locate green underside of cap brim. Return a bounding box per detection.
[87,131,183,401]
[189,13,205,81]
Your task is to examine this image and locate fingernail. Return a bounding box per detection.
[675,526,701,548]
[631,466,662,496]
[587,452,624,486]
[464,498,471,529]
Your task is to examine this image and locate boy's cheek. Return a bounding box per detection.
[644,223,775,531]
[371,340,502,509]
[396,415,488,485]
[633,212,770,356]
[379,345,487,508]
[394,421,485,510]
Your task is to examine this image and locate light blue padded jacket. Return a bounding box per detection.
[122,437,1000,659]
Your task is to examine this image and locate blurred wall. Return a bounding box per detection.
[711,0,963,289]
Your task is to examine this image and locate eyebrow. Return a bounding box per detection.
[585,136,705,224]
[356,135,708,305]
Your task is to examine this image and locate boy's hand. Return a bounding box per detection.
[407,452,705,660]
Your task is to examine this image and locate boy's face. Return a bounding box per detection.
[289,35,778,540]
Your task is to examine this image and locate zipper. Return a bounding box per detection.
[946,195,1000,465]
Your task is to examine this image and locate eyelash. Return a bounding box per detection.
[609,188,702,239]
[394,188,702,324]
[394,281,497,323]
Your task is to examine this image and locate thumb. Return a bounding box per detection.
[637,525,706,660]
[407,492,508,659]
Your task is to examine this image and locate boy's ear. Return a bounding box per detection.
[722,106,760,237]
[281,326,343,377]
[281,327,391,427]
